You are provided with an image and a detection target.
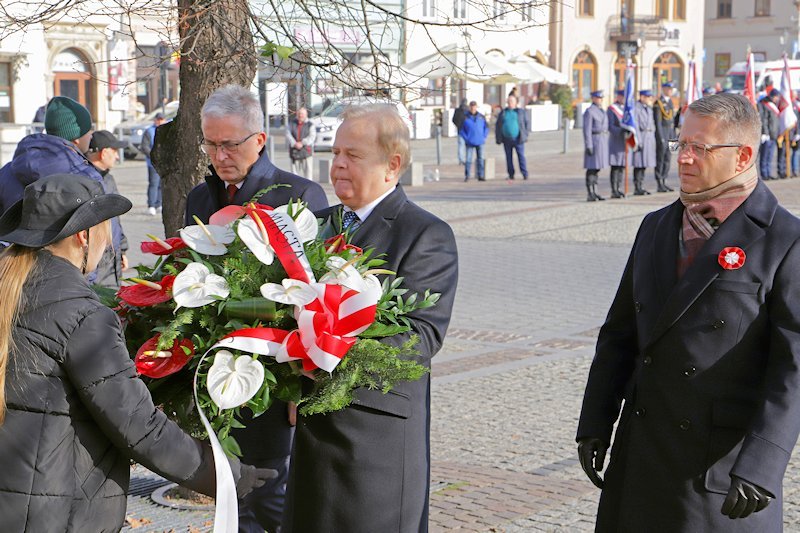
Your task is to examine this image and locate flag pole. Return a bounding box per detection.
[786,131,792,176]
[624,145,629,196]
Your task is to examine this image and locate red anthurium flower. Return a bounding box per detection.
[141,235,187,255]
[210,203,273,226]
[117,275,176,307]
[718,247,746,270]
[135,335,194,378]
[324,234,363,255]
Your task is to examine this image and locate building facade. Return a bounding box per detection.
[704,0,800,88]
[550,0,704,106]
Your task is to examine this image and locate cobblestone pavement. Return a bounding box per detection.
[111,132,800,531]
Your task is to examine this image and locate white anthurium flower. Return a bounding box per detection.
[319,256,368,292]
[179,222,235,256]
[207,350,265,409]
[173,262,230,308]
[237,217,275,265]
[273,204,318,242]
[362,273,384,301]
[260,278,318,307]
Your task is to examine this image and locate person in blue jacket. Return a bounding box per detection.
[0,96,126,285]
[460,101,489,182]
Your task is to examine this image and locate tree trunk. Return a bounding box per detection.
[152,0,256,237]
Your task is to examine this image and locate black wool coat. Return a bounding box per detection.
[283,186,459,533]
[0,252,216,532]
[577,180,800,532]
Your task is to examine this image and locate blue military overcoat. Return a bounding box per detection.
[632,101,657,168]
[583,103,609,170]
[607,104,631,167]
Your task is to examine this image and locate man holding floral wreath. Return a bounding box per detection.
[185,84,329,533]
[282,104,459,532]
[577,93,800,532]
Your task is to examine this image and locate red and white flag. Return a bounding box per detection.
[685,60,702,106]
[779,53,797,134]
[743,52,757,108]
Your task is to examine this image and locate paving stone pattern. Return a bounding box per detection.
[110,132,800,531]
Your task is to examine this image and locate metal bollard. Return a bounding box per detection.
[435,125,442,166]
[562,117,569,154]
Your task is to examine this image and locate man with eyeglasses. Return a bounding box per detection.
[577,93,800,532]
[185,84,328,533]
[185,85,328,226]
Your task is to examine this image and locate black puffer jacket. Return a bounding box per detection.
[0,251,217,532]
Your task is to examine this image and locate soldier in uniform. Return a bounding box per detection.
[654,81,676,192]
[632,89,656,195]
[583,90,609,201]
[607,89,628,199]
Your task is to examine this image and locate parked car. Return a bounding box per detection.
[116,102,179,159]
[310,97,412,151]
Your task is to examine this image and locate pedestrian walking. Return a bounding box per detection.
[0,173,274,531]
[85,130,129,289]
[578,93,800,533]
[460,101,489,182]
[607,90,628,198]
[495,94,529,181]
[452,98,469,165]
[654,81,676,192]
[632,90,656,195]
[139,112,166,215]
[285,106,316,180]
[758,89,782,180]
[582,90,608,201]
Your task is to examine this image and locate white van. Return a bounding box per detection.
[725,59,800,94]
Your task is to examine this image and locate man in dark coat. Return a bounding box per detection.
[583,90,609,201]
[758,89,782,180]
[607,89,629,198]
[495,94,529,180]
[285,106,316,180]
[577,93,800,532]
[452,98,468,165]
[283,104,458,533]
[654,81,677,192]
[632,89,656,195]
[185,84,328,533]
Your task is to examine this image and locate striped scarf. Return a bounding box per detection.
[677,164,758,277]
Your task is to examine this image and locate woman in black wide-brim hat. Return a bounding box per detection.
[0,174,272,531]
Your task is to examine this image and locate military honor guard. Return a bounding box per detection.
[583,90,609,201]
[607,89,628,199]
[633,89,657,195]
[654,81,676,192]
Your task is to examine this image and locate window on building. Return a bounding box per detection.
[578,0,593,17]
[521,2,536,22]
[653,52,683,102]
[755,0,770,16]
[0,62,12,123]
[717,0,732,18]
[572,51,596,102]
[422,78,445,106]
[655,0,669,18]
[715,53,731,77]
[452,0,466,18]
[621,0,634,16]
[673,0,685,19]
[422,0,437,18]
[613,56,637,93]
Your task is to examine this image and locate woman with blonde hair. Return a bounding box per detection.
[0,174,272,531]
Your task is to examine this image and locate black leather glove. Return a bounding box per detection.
[585,147,594,156]
[721,475,772,519]
[577,437,607,489]
[236,463,278,499]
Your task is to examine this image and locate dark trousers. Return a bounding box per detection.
[777,140,787,177]
[238,455,291,533]
[146,162,162,208]
[502,140,528,179]
[655,141,671,184]
[760,139,776,178]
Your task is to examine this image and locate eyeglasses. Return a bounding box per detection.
[668,140,742,157]
[200,132,259,155]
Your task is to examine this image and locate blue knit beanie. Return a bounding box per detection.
[44,96,93,141]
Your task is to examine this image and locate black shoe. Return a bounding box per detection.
[657,186,668,193]
[664,184,674,191]
[780,174,788,179]
[595,194,606,201]
[587,194,597,202]
[523,175,529,180]
[477,177,486,181]
[508,176,515,180]
[611,192,625,199]
[464,177,469,182]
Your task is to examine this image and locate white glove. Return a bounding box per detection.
[793,134,800,142]
[761,134,769,143]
